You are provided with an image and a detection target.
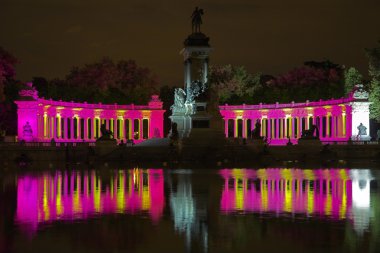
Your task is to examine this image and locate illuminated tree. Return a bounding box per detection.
[0,47,17,102]
[366,42,380,121]
[209,65,261,104]
[344,67,363,95]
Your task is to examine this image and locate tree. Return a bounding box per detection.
[268,60,345,102]
[344,67,363,95]
[366,42,380,122]
[41,58,159,104]
[0,47,17,101]
[208,65,261,104]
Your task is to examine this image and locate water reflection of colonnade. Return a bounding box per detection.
[220,169,371,220]
[16,169,165,232]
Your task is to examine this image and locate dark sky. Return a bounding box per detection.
[1,0,380,85]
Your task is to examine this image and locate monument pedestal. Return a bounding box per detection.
[169,114,192,138]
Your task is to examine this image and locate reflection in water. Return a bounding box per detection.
[16,169,164,233]
[169,171,208,253]
[7,167,378,252]
[220,168,373,234]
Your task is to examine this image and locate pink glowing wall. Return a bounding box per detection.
[15,94,165,143]
[219,97,355,144]
[219,168,352,219]
[16,169,165,233]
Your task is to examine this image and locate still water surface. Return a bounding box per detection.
[1,167,379,253]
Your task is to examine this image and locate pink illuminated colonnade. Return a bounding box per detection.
[16,169,165,233]
[15,84,165,143]
[219,94,370,144]
[220,168,352,219]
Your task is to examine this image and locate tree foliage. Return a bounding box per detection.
[35,58,159,104]
[209,61,345,105]
[366,42,380,121]
[344,67,363,96]
[0,47,17,101]
[208,65,261,104]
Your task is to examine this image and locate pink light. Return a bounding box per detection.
[15,169,165,234]
[219,168,353,220]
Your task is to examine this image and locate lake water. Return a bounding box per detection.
[1,167,379,253]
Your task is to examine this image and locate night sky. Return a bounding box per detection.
[1,0,380,86]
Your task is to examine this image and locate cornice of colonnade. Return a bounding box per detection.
[219,96,355,119]
[16,94,165,119]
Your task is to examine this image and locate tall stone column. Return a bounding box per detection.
[70,117,74,140]
[91,118,95,140]
[131,118,135,140]
[185,59,192,96]
[224,119,228,137]
[63,117,67,140]
[203,58,208,84]
[114,118,118,139]
[139,118,143,140]
[242,119,247,138]
[84,118,88,140]
[276,118,279,139]
[233,119,237,138]
[319,116,323,138]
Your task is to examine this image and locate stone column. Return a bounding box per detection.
[120,118,125,140]
[84,118,88,140]
[233,119,237,138]
[203,58,208,84]
[242,119,247,138]
[185,59,192,96]
[90,118,95,140]
[319,116,323,138]
[131,118,135,140]
[77,117,82,140]
[70,117,74,140]
[326,114,330,138]
[298,117,302,138]
[139,118,143,140]
[224,119,228,137]
[114,118,118,139]
[276,118,279,140]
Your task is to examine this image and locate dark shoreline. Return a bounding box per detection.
[1,142,379,171]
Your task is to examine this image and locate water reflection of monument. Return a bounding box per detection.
[220,168,373,234]
[169,171,208,253]
[16,169,165,233]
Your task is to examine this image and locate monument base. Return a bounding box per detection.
[169,114,192,138]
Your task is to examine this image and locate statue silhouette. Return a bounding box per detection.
[191,7,204,33]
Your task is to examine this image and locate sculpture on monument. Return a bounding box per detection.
[301,124,320,139]
[23,122,33,139]
[251,119,262,139]
[191,7,204,33]
[99,123,113,140]
[357,123,367,136]
[171,88,186,114]
[352,84,369,100]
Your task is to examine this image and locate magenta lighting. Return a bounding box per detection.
[16,169,165,234]
[219,168,354,219]
[15,83,165,143]
[219,93,370,145]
